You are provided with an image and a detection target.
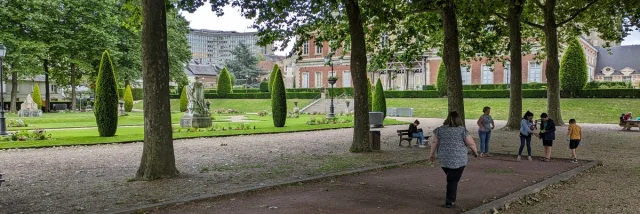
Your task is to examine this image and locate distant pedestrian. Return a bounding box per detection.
[567,119,582,163]
[538,113,556,162]
[477,106,495,157]
[408,120,427,148]
[430,111,479,208]
[518,111,539,161]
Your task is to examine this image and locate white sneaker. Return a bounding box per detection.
[517,156,521,161]
[528,156,532,161]
[419,145,427,148]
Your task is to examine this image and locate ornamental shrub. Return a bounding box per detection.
[372,79,387,118]
[259,81,269,92]
[367,78,373,112]
[217,67,233,97]
[94,50,119,137]
[268,64,279,92]
[560,37,588,96]
[32,84,43,109]
[271,65,287,127]
[123,85,133,112]
[180,86,188,112]
[436,62,447,97]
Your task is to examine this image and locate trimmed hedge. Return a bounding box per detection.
[205,89,261,94]
[94,50,119,137]
[384,89,640,98]
[422,85,436,90]
[179,86,188,112]
[560,37,588,95]
[259,81,269,92]
[372,79,387,118]
[271,65,287,127]
[201,92,320,99]
[436,62,446,96]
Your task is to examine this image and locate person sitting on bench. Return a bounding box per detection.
[623,112,633,121]
[409,120,427,148]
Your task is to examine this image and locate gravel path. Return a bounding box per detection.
[0,125,427,214]
[1,117,635,214]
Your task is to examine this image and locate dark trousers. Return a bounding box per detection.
[442,166,465,204]
[519,135,532,156]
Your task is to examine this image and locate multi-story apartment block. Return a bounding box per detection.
[187,29,274,66]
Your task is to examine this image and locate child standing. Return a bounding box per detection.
[567,119,582,163]
[539,113,556,162]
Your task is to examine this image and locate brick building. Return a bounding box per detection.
[287,36,618,90]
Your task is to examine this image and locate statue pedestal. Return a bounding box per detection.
[180,113,212,128]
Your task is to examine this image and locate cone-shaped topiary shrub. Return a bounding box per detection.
[436,62,447,97]
[94,50,119,137]
[367,78,373,112]
[560,37,588,96]
[268,64,279,92]
[271,65,287,127]
[373,79,387,118]
[32,84,43,109]
[217,67,233,97]
[180,86,188,112]
[259,81,269,92]
[123,85,134,112]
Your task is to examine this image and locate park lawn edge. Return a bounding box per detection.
[0,119,408,150]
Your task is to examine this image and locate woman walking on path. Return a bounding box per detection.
[539,113,556,162]
[477,106,495,157]
[518,111,539,161]
[430,111,479,208]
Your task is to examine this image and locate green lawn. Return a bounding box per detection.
[5,112,185,130]
[387,98,639,124]
[133,99,315,113]
[0,115,406,149]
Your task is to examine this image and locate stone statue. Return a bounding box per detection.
[180,78,212,128]
[18,94,42,117]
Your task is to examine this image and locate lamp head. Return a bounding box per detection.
[0,43,6,58]
[323,56,329,65]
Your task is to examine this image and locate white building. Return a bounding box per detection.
[187,29,274,66]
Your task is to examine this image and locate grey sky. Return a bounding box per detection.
[181,4,640,55]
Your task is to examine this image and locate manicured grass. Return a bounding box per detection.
[133,99,315,113]
[5,112,185,130]
[387,98,640,124]
[0,115,406,149]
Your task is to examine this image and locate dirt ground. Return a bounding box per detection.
[155,155,581,214]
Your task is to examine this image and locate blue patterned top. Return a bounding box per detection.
[434,125,470,169]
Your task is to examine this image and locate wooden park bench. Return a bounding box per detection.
[397,129,431,147]
[619,117,640,131]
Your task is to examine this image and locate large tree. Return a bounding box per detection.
[135,0,179,180]
[521,0,640,125]
[225,43,261,88]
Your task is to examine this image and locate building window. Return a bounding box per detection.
[623,76,632,82]
[315,44,322,55]
[343,71,351,87]
[604,76,612,82]
[481,65,493,84]
[528,61,542,83]
[302,72,309,88]
[315,72,323,88]
[504,62,511,84]
[51,85,58,93]
[461,66,471,85]
[588,67,594,82]
[303,41,309,55]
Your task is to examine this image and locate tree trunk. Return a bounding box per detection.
[45,60,50,113]
[504,0,525,130]
[70,63,77,112]
[542,0,564,125]
[10,65,18,113]
[343,0,371,153]
[136,0,179,180]
[440,0,465,125]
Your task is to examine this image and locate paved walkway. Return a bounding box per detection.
[155,155,581,214]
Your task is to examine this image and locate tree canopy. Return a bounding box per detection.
[226,43,261,87]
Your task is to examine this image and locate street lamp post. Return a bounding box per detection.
[0,43,7,135]
[324,57,341,119]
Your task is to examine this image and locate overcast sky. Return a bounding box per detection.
[181,4,640,55]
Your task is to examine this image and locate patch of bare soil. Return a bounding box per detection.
[155,155,580,214]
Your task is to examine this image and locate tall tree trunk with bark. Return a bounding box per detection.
[542,0,564,125]
[136,0,179,180]
[440,0,465,124]
[343,0,371,153]
[44,60,50,112]
[9,65,18,113]
[504,0,525,130]
[70,63,77,111]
